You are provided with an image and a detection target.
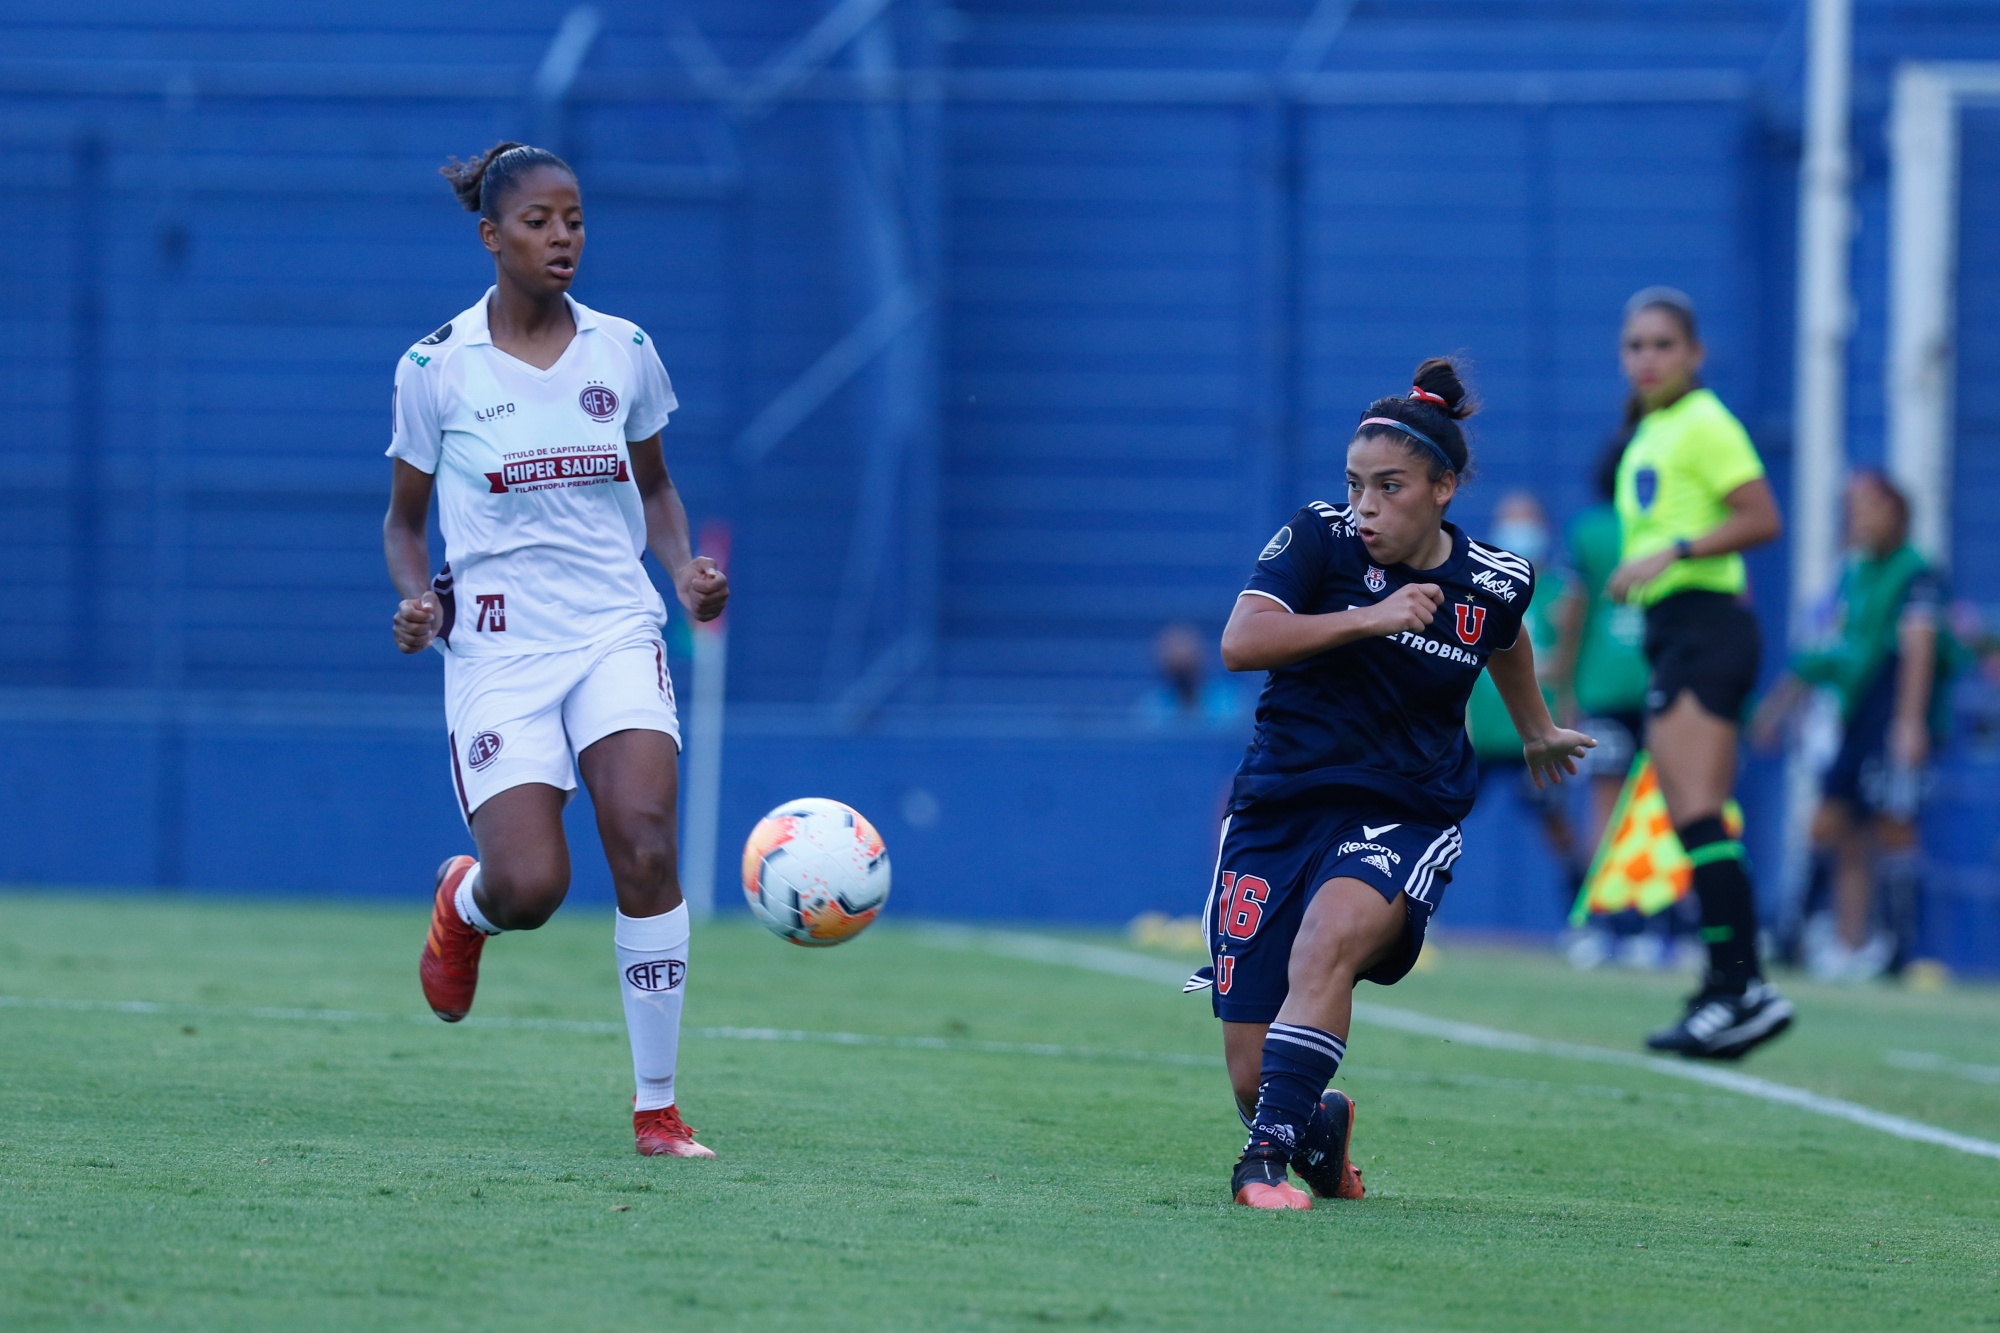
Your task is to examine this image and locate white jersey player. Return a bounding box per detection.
[383,141,727,1159]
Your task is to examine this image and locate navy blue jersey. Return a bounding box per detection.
[1231,502,1535,826]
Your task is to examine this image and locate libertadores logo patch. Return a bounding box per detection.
[466,731,504,770]
[579,384,619,421]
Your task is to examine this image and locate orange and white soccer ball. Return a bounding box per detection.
[741,798,891,946]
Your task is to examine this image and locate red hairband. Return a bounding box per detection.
[1408,385,1449,408]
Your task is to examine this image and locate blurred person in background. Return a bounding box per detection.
[1751,471,1953,981]
[1463,492,1582,906]
[1555,442,1697,969]
[1606,287,1790,1058]
[1135,622,1245,730]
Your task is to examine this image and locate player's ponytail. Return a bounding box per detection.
[1354,356,1478,483]
[440,141,575,220]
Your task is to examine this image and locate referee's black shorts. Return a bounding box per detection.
[1642,589,1761,724]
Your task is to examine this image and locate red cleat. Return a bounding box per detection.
[1230,1152,1312,1210]
[420,855,484,1022]
[634,1105,716,1158]
[1234,1179,1313,1211]
[1295,1089,1366,1201]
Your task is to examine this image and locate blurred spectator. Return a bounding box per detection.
[1556,444,1650,837]
[1552,442,1694,966]
[1135,623,1246,730]
[1751,471,1959,981]
[1967,604,2000,687]
[1464,492,1582,902]
[1947,602,2000,752]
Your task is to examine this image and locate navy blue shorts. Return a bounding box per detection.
[1823,666,1893,811]
[1822,659,1927,819]
[1199,800,1462,1024]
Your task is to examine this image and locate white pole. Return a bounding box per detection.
[1791,0,1853,627]
[1887,65,1961,563]
[680,523,730,920]
[1779,0,1855,943]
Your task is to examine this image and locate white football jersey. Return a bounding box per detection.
[388,288,679,657]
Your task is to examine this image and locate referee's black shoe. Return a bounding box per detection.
[1645,978,1794,1060]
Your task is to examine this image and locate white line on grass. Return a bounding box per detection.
[698,1024,1218,1068]
[10,938,1998,1162]
[1887,1050,2000,1086]
[0,994,1216,1071]
[0,993,1680,1106]
[0,993,625,1033]
[920,927,2000,1164]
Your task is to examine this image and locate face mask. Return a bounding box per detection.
[1493,520,1548,565]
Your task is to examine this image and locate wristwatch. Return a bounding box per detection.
[1673,538,1694,561]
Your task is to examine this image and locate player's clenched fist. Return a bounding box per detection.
[677,555,730,623]
[393,591,443,654]
[1368,582,1443,635]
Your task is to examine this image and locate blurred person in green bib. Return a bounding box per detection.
[1561,443,1652,844]
[1466,492,1582,906]
[1552,441,1690,967]
[1751,472,1954,981]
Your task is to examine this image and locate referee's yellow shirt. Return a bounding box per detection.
[1614,388,1765,607]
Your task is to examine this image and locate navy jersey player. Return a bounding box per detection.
[1196,358,1595,1210]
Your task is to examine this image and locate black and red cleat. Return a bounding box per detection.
[1292,1089,1366,1200]
[420,855,484,1022]
[634,1104,717,1159]
[1230,1147,1311,1210]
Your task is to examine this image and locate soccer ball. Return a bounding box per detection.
[741,798,891,947]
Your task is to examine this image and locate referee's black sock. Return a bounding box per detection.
[1676,815,1761,992]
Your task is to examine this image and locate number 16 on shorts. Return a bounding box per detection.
[1220,872,1271,939]
[1212,870,1271,997]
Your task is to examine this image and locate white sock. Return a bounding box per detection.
[616,904,690,1112]
[453,864,502,936]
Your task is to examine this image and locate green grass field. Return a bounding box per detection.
[3,891,1998,1330]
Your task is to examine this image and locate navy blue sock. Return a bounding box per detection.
[1244,1023,1345,1160]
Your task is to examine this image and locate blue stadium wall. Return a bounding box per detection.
[3,1,1999,973]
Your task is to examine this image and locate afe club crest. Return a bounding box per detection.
[466,731,504,770]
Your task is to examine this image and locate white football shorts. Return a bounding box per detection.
[442,626,680,824]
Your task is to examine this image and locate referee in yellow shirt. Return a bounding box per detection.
[1607,288,1794,1059]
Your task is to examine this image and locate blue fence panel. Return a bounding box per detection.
[941,102,1254,706]
[0,1,1998,972]
[1954,108,2000,608]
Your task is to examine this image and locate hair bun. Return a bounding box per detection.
[440,141,527,214]
[1411,356,1476,421]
